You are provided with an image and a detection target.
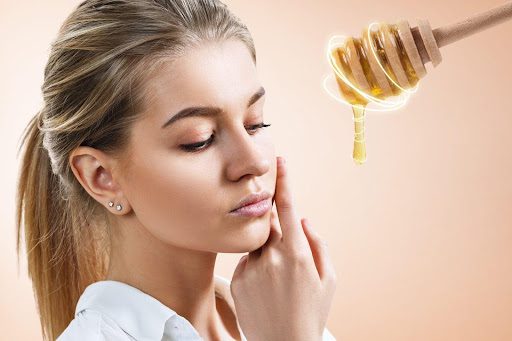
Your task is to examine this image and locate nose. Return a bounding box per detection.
[225,127,270,181]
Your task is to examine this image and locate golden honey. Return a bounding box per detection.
[330,23,421,164]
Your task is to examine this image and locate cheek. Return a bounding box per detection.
[124,155,223,247]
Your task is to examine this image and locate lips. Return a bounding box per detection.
[230,191,272,212]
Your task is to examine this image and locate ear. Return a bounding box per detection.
[68,146,131,215]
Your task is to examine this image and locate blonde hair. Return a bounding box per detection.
[15,1,256,339]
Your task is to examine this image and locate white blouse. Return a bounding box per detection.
[57,274,337,340]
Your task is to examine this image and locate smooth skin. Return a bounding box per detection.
[231,156,337,341]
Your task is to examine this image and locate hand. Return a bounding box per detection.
[230,156,337,341]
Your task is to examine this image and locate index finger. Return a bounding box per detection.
[273,156,307,247]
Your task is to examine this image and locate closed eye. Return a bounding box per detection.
[179,122,271,153]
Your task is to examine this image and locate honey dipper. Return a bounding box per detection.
[326,1,512,165]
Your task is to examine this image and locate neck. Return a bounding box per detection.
[104,219,231,340]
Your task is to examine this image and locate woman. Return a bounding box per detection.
[15,0,337,340]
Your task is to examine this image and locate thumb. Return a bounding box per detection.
[232,254,249,281]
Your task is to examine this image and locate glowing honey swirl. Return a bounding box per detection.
[325,22,423,164]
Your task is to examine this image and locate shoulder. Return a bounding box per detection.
[56,309,133,341]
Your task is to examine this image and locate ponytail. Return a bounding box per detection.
[15,112,108,340]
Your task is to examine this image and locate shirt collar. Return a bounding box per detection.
[75,279,202,341]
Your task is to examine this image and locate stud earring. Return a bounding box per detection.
[115,203,123,211]
[108,201,114,207]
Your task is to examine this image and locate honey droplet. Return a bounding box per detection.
[352,104,367,164]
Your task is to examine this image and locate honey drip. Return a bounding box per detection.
[329,23,421,164]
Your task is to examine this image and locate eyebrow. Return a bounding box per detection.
[161,86,266,129]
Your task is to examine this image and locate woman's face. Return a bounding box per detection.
[119,39,276,253]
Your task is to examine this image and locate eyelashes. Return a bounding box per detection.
[179,122,271,152]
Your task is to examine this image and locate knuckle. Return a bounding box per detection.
[262,248,283,267]
[326,268,338,286]
[263,255,283,279]
[329,269,338,282]
[290,250,310,266]
[318,237,329,248]
[276,196,294,210]
[267,252,283,268]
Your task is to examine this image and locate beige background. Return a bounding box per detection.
[2,1,511,340]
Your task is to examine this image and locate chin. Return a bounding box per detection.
[220,220,271,253]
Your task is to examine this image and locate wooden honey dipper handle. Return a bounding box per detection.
[402,2,512,72]
[432,1,512,48]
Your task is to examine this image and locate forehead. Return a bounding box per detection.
[143,39,259,116]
